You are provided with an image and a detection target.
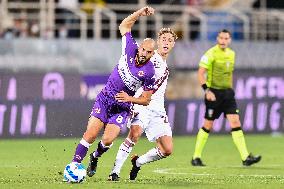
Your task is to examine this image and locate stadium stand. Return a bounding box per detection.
[0,0,283,100]
[0,0,283,40]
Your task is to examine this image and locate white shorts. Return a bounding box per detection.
[129,107,172,142]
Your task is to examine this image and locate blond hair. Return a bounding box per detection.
[158,28,178,41]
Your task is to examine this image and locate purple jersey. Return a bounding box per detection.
[91,32,155,128]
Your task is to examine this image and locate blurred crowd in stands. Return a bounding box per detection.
[0,0,283,39]
[0,19,40,39]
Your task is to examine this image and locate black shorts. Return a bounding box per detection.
[204,88,239,120]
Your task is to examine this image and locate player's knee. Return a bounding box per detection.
[204,120,213,130]
[83,131,96,143]
[230,120,241,128]
[101,136,114,146]
[204,125,212,131]
[128,127,142,142]
[130,133,140,143]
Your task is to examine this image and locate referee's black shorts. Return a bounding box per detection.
[204,88,239,120]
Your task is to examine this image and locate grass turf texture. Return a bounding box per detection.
[0,135,283,189]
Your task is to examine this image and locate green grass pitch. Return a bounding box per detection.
[0,135,283,189]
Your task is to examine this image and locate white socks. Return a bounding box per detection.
[80,138,91,148]
[111,138,135,174]
[111,141,166,174]
[136,147,165,167]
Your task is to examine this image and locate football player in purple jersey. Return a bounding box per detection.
[67,6,157,178]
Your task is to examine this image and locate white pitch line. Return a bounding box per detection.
[231,174,284,177]
[153,168,188,175]
[153,168,284,178]
[212,164,284,168]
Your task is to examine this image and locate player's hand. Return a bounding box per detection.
[138,6,155,16]
[115,91,131,102]
[205,90,216,101]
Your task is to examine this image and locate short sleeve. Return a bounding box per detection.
[121,32,138,55]
[199,51,213,69]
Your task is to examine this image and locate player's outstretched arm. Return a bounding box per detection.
[119,6,155,36]
[115,90,152,106]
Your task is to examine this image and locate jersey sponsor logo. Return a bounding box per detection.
[118,55,143,91]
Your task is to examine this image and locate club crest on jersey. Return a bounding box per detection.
[208,109,214,118]
[138,71,144,77]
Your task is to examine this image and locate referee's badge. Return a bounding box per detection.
[208,109,214,118]
[201,55,208,63]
